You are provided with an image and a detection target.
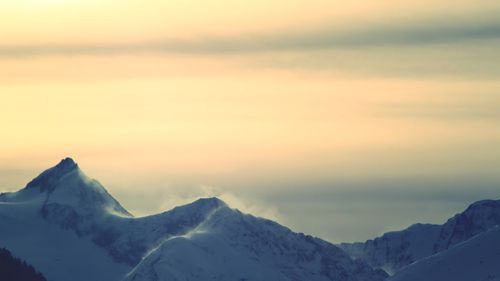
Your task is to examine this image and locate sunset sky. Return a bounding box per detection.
[1,0,500,242]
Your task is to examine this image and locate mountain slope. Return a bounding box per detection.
[126,206,388,281]
[339,199,500,274]
[23,157,130,217]
[0,179,131,281]
[0,158,387,281]
[0,158,227,265]
[388,226,500,281]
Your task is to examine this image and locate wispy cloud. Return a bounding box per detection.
[374,93,500,121]
[2,14,500,58]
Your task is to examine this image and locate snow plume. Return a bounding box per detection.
[217,191,283,223]
[156,185,284,223]
[110,182,284,223]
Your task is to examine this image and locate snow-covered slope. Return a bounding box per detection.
[0,158,387,281]
[0,158,133,281]
[1,158,130,219]
[0,158,229,266]
[125,206,388,281]
[339,199,500,274]
[99,197,227,265]
[0,171,130,281]
[388,226,500,281]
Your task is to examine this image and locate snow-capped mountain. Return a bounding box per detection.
[2,157,129,217]
[0,158,387,281]
[339,199,500,275]
[388,226,500,281]
[125,203,388,281]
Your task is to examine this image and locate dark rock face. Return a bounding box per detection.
[41,203,82,231]
[340,199,500,274]
[25,158,78,192]
[434,200,500,252]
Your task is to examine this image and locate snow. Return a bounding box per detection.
[339,223,442,274]
[2,157,498,281]
[125,207,388,281]
[0,158,387,281]
[389,226,500,281]
[0,190,130,281]
[0,159,228,280]
[339,199,500,274]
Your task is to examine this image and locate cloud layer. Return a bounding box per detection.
[2,14,500,57]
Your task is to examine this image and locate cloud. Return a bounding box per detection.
[2,13,500,58]
[373,92,500,121]
[3,12,500,78]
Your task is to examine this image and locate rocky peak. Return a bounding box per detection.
[25,157,80,192]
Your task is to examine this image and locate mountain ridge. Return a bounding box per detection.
[388,226,500,281]
[0,158,387,281]
[24,157,79,191]
[339,198,500,275]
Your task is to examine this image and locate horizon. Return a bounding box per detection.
[1,156,499,243]
[2,0,500,243]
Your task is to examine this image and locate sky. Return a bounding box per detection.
[1,0,500,242]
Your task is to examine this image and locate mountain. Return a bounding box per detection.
[125,205,387,281]
[339,199,500,275]
[0,158,132,281]
[13,157,132,231]
[0,247,47,281]
[0,158,387,281]
[388,226,500,281]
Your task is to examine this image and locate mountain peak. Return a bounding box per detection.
[55,157,78,170]
[193,197,227,208]
[25,157,81,192]
[465,199,500,211]
[18,157,133,218]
